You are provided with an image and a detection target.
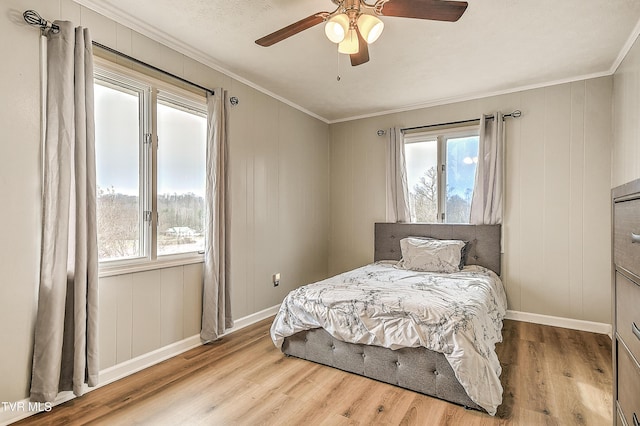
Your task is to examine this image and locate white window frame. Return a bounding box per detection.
[404,125,479,223]
[94,57,207,277]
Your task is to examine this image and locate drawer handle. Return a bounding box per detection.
[634,413,639,426]
[634,322,640,341]
[633,232,640,244]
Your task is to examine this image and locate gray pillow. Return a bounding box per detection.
[398,237,467,273]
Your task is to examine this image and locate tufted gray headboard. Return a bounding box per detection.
[374,223,502,275]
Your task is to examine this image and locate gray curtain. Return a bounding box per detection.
[201,89,233,343]
[470,113,505,225]
[30,21,99,402]
[386,127,410,222]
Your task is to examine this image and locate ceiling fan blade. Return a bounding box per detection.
[350,28,370,66]
[377,0,468,22]
[255,13,328,47]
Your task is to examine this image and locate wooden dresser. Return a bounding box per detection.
[613,178,640,426]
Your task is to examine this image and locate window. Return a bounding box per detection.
[404,126,479,223]
[94,61,207,267]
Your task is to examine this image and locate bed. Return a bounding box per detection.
[270,223,506,415]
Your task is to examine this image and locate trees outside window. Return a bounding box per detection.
[404,128,479,224]
[94,61,206,266]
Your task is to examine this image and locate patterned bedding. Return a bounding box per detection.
[270,262,507,415]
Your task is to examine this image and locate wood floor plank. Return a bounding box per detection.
[14,319,612,426]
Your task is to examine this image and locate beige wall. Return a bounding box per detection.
[0,0,329,403]
[613,34,640,187]
[329,77,613,324]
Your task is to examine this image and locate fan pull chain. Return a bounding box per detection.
[336,48,341,82]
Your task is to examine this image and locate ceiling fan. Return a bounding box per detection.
[255,0,468,66]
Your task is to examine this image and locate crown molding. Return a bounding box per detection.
[327,69,613,124]
[72,1,640,125]
[610,14,640,74]
[73,0,331,124]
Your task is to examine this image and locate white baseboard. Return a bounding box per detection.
[222,304,280,335]
[101,304,279,388]
[505,309,612,336]
[0,304,280,426]
[99,334,203,387]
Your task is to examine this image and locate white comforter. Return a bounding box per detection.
[270,263,507,415]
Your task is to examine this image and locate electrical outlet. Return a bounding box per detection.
[273,273,280,287]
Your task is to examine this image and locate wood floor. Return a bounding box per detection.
[14,318,612,426]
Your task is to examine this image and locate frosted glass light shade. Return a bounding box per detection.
[338,28,359,54]
[325,14,349,43]
[357,14,384,43]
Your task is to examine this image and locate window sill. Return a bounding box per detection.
[99,254,204,278]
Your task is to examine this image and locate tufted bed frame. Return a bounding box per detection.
[281,223,502,411]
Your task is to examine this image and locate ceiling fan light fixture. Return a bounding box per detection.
[255,0,468,66]
[324,13,349,43]
[357,14,384,44]
[338,28,359,54]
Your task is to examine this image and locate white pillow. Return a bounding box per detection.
[398,237,466,273]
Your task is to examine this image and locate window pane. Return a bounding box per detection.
[445,136,479,223]
[405,139,438,223]
[94,82,142,261]
[157,99,206,256]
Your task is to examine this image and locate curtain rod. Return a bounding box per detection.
[91,42,215,96]
[22,9,218,98]
[399,110,522,134]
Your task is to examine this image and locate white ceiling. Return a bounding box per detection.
[77,0,640,123]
